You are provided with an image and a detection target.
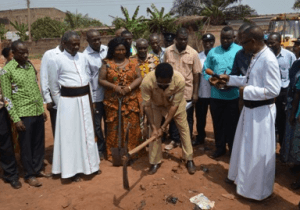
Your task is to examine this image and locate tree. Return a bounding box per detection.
[10,21,28,41]
[146,4,178,33]
[294,0,300,9]
[31,17,68,41]
[111,6,148,39]
[0,23,8,40]
[171,0,256,25]
[64,11,103,29]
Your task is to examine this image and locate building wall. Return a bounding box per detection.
[0,8,66,31]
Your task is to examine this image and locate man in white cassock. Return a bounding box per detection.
[218,26,281,200]
[48,31,100,182]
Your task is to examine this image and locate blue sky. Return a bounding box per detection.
[1,0,298,24]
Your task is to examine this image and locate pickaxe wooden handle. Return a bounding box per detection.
[123,135,159,190]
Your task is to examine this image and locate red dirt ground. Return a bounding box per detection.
[0,58,299,210]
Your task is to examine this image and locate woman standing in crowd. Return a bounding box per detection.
[98,37,142,160]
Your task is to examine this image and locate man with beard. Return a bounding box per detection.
[193,33,215,146]
[164,28,201,151]
[83,29,108,160]
[48,31,100,182]
[203,26,242,159]
[149,33,165,62]
[267,32,296,146]
[141,63,196,175]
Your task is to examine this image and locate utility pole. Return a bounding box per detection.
[27,0,31,41]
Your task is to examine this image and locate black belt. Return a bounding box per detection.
[61,85,90,97]
[243,99,275,109]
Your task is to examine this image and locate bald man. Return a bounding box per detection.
[83,29,108,160]
[133,38,160,78]
[149,33,165,62]
[220,26,281,200]
[115,28,126,37]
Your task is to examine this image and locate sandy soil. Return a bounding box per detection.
[0,58,299,210]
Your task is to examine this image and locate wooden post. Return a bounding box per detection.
[27,0,31,41]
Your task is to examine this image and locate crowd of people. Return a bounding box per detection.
[1,22,300,203]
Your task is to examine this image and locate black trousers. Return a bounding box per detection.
[195,98,210,143]
[169,104,194,143]
[0,108,18,182]
[275,88,288,146]
[18,115,45,180]
[49,108,57,137]
[94,102,106,153]
[210,98,239,153]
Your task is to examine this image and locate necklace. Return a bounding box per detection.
[115,59,126,66]
[246,47,267,83]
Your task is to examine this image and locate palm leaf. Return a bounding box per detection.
[132,6,140,20]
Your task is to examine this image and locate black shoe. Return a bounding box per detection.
[72,174,82,182]
[94,170,102,175]
[225,177,234,185]
[186,160,196,175]
[9,180,22,189]
[209,150,226,159]
[148,164,161,175]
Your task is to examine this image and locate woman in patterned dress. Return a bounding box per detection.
[99,37,142,159]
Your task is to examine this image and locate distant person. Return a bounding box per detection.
[141,63,196,175]
[1,41,49,187]
[164,28,201,151]
[83,29,108,160]
[48,31,100,182]
[163,32,176,48]
[202,26,242,159]
[267,32,296,146]
[121,30,137,56]
[220,26,281,201]
[40,37,64,137]
[193,33,215,146]
[293,38,300,59]
[0,46,21,189]
[149,33,165,62]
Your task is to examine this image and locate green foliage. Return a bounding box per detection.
[111,6,148,39]
[171,0,256,25]
[294,0,300,9]
[146,4,178,34]
[10,21,28,41]
[31,17,68,41]
[0,23,8,40]
[64,11,103,29]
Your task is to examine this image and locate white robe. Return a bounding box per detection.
[48,51,100,178]
[227,46,281,200]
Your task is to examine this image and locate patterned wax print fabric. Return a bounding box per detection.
[103,58,142,158]
[132,53,160,78]
[0,59,44,123]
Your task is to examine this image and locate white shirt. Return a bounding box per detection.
[276,47,296,88]
[198,51,211,98]
[149,47,166,63]
[40,46,62,106]
[83,45,108,102]
[48,50,90,106]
